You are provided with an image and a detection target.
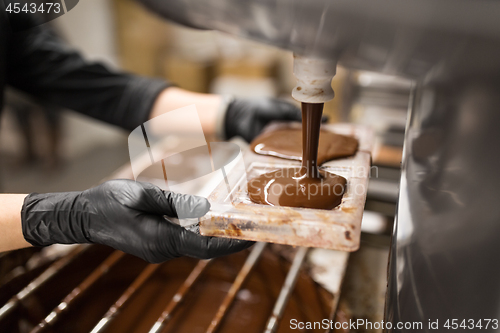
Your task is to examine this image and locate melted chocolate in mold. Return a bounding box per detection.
[250,124,358,166]
[248,103,347,210]
[247,167,347,210]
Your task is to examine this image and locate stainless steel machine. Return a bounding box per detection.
[138,0,500,329]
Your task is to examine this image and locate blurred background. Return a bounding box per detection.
[0,0,408,201]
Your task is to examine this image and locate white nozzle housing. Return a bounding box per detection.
[291,54,337,103]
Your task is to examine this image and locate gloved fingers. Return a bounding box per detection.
[165,192,211,219]
[112,180,210,219]
[106,180,176,217]
[175,226,254,259]
[261,99,301,122]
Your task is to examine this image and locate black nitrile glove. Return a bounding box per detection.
[21,180,253,263]
[224,97,302,142]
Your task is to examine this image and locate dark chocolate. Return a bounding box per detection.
[248,103,348,210]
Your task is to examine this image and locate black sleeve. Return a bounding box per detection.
[6,18,170,131]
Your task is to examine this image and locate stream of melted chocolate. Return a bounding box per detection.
[248,103,347,210]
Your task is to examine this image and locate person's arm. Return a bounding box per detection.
[149,87,222,136]
[150,87,303,142]
[7,14,168,131]
[1,180,252,262]
[7,13,301,141]
[0,194,31,252]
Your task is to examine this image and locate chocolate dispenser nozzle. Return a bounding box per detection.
[291,54,337,103]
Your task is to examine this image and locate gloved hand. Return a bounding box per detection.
[224,97,302,142]
[21,179,253,263]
